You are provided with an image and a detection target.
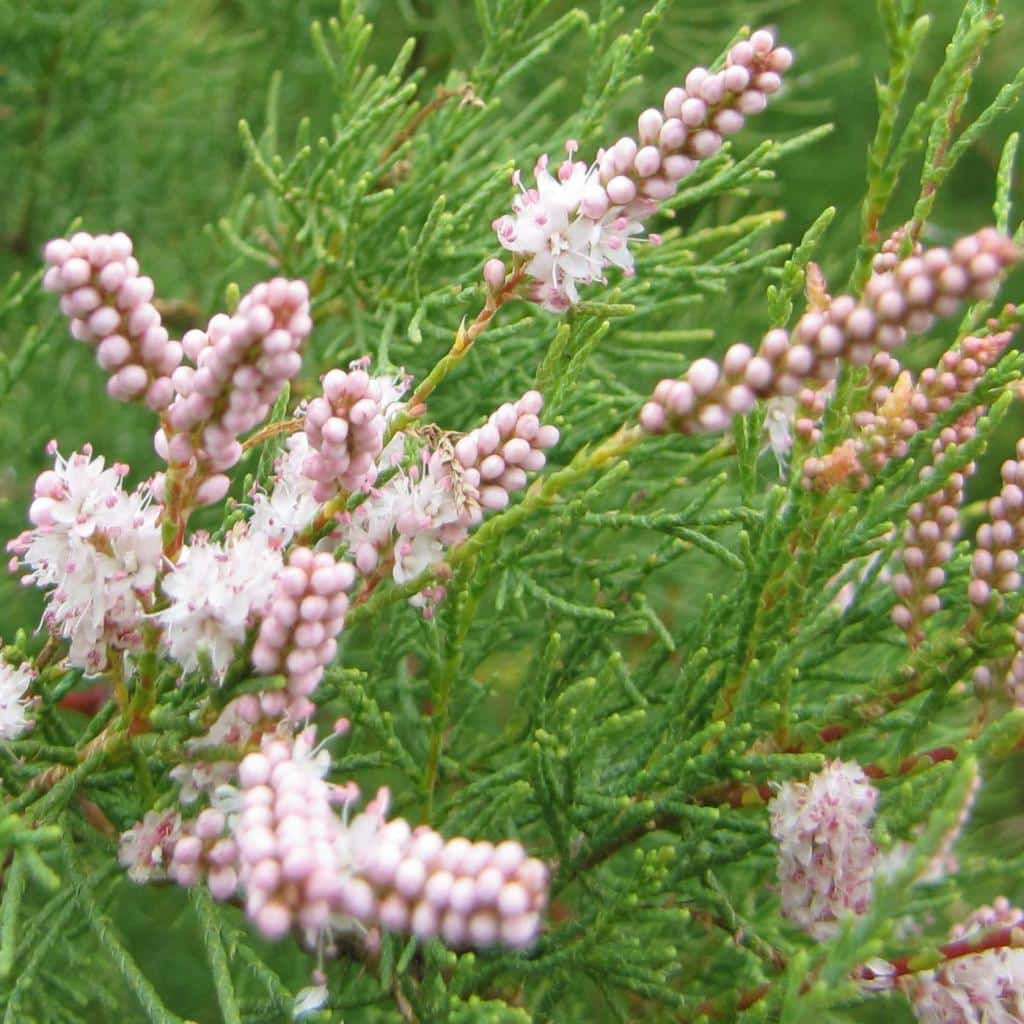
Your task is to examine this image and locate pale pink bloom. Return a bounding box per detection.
[249,433,320,548]
[769,760,878,938]
[900,899,1024,1023]
[159,526,283,679]
[7,445,161,672]
[0,658,34,740]
[119,810,183,883]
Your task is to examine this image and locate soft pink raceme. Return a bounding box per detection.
[968,439,1024,609]
[805,332,1013,491]
[42,232,182,410]
[592,29,792,210]
[154,278,312,506]
[768,760,879,939]
[898,899,1024,1023]
[251,548,356,715]
[302,368,391,500]
[169,730,551,951]
[891,467,967,645]
[453,390,560,512]
[338,392,559,613]
[640,229,1018,438]
[7,445,162,673]
[494,29,792,309]
[360,817,548,951]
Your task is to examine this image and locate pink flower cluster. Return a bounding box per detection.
[155,278,312,506]
[252,548,356,716]
[899,899,1024,1023]
[302,367,393,500]
[162,729,550,952]
[341,391,559,608]
[42,232,182,409]
[768,760,879,939]
[805,332,1013,491]
[494,30,791,310]
[0,656,35,741]
[452,390,560,512]
[891,468,967,644]
[592,31,791,207]
[641,229,1018,437]
[7,445,162,672]
[969,439,1024,608]
[169,805,241,901]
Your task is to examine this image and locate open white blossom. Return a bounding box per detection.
[119,810,183,883]
[250,433,320,548]
[769,759,879,939]
[0,659,34,740]
[7,445,161,672]
[158,526,283,679]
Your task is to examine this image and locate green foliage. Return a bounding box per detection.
[1,0,1024,1022]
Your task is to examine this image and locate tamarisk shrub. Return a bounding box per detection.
[1,2,1024,1022]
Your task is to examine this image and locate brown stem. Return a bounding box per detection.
[241,417,303,453]
[690,919,1024,1020]
[375,84,483,188]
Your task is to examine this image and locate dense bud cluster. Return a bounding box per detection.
[302,366,406,500]
[158,730,551,951]
[251,547,356,715]
[42,232,182,409]
[969,439,1024,608]
[641,229,1018,437]
[452,390,560,512]
[362,820,548,951]
[805,332,1012,491]
[155,278,312,506]
[891,468,967,643]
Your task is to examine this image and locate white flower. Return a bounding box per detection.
[495,156,648,309]
[159,527,283,680]
[495,158,601,307]
[0,660,34,740]
[341,450,469,592]
[763,396,796,466]
[900,900,1024,1023]
[250,433,320,548]
[8,446,162,672]
[118,810,182,883]
[769,759,878,938]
